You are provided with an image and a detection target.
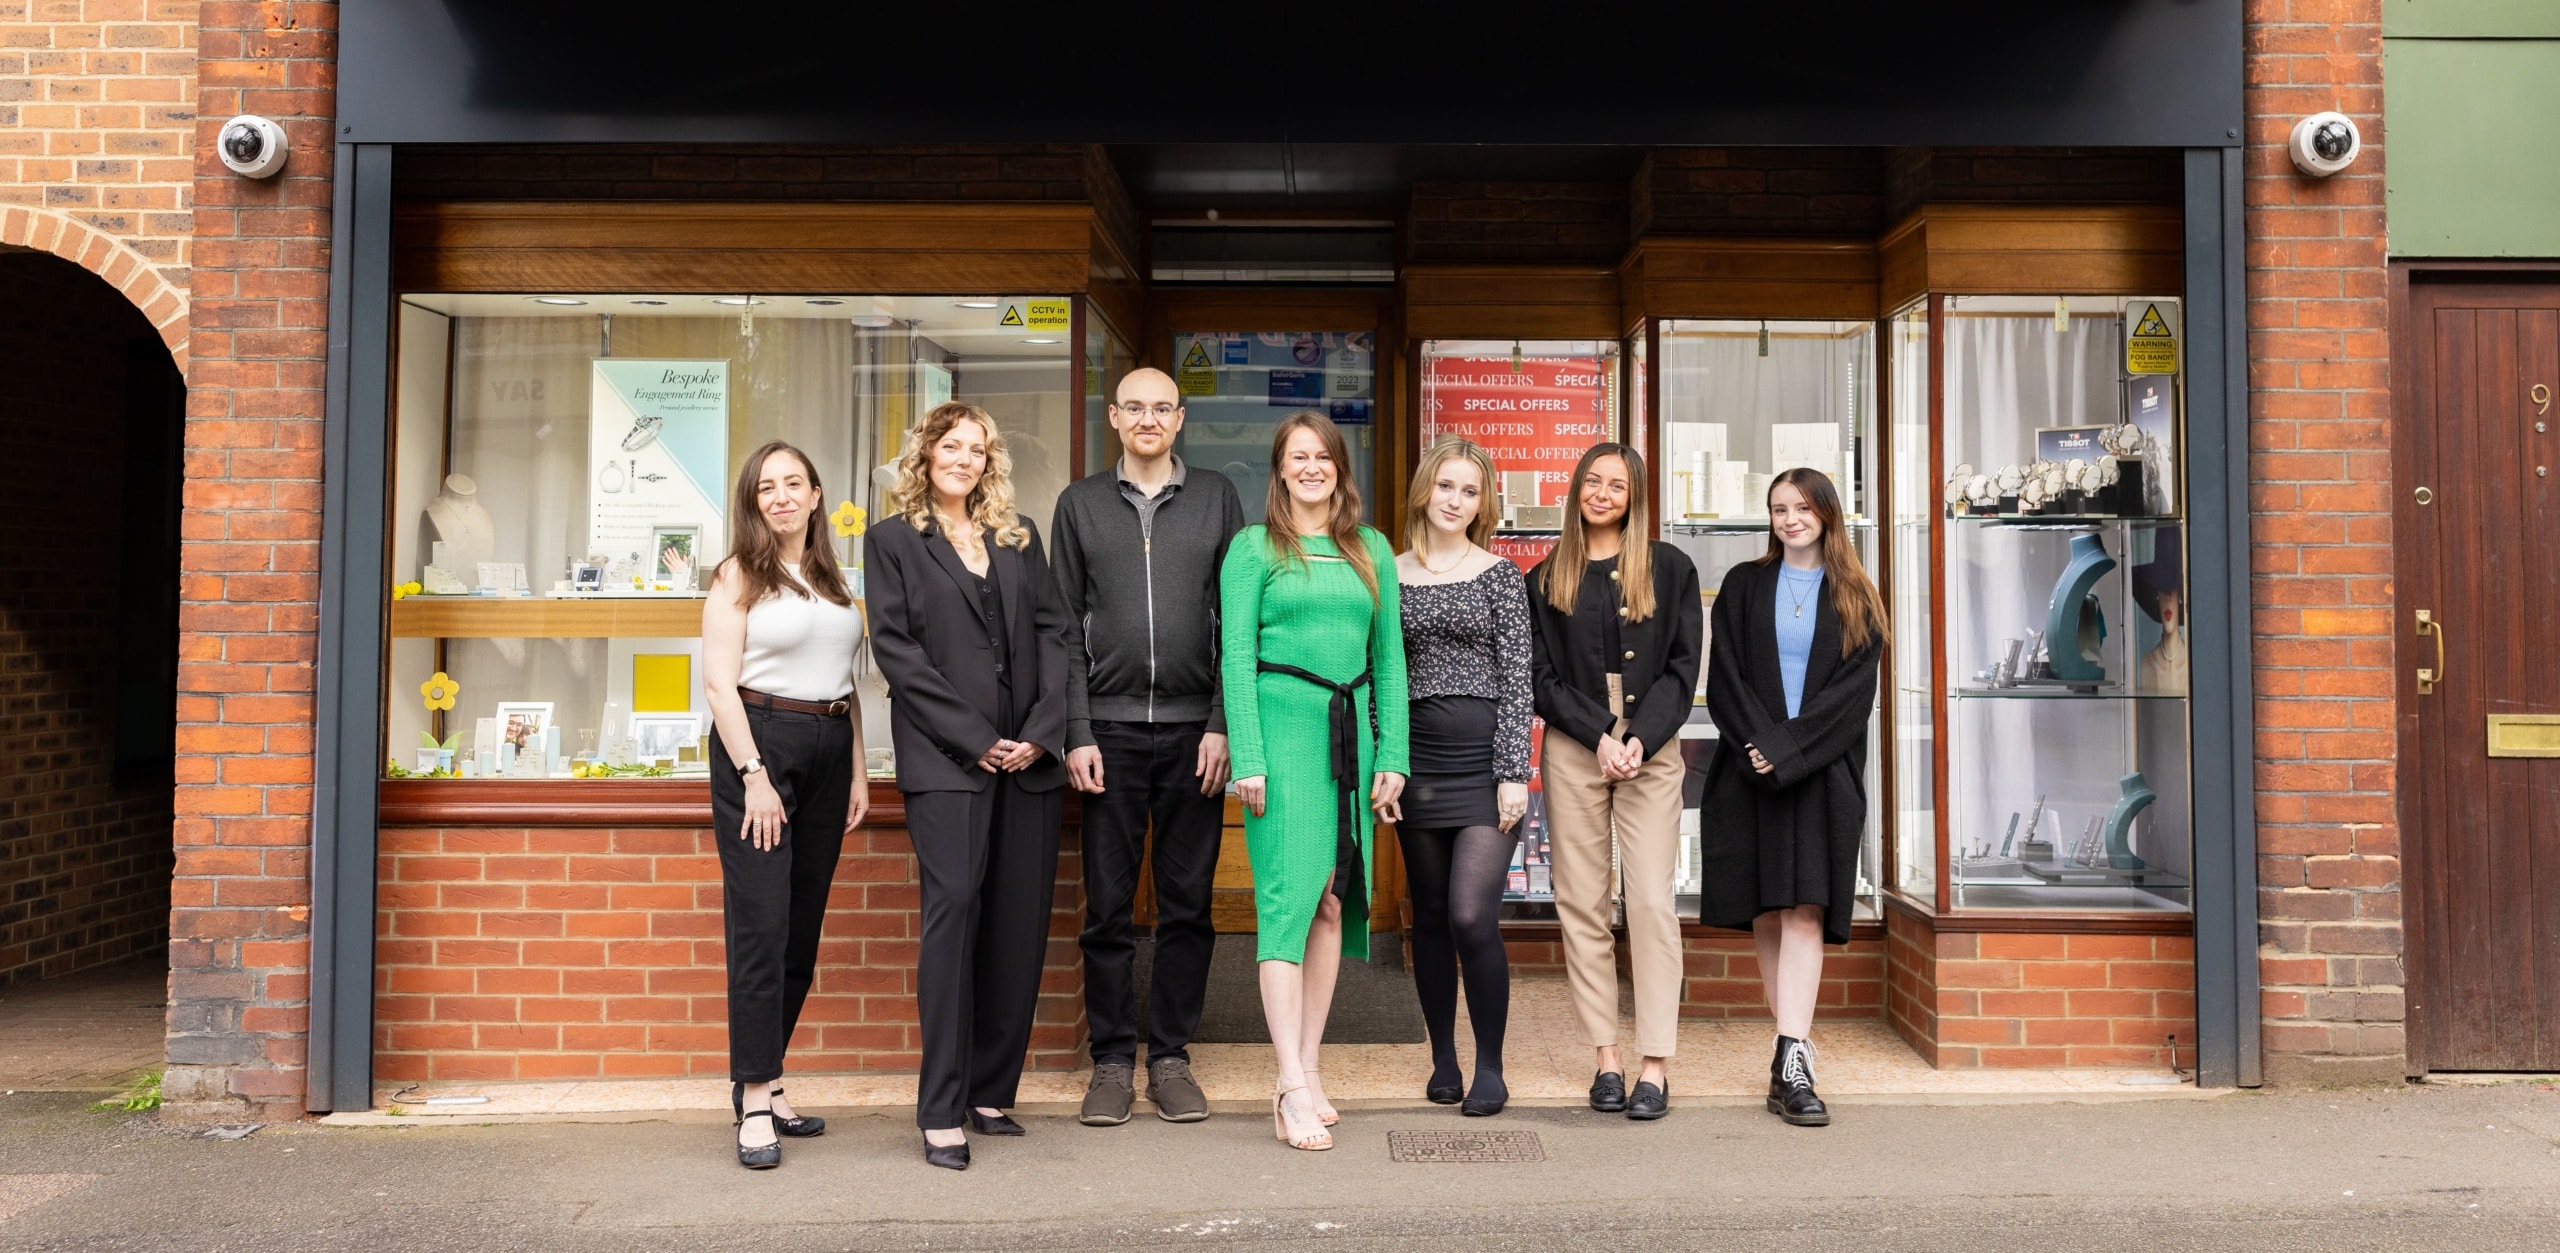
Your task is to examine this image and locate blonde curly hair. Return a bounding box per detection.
[888,402,1032,549]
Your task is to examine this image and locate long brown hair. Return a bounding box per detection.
[724,441,853,609]
[1405,435,1499,552]
[1544,442,1655,621]
[1263,410,1378,599]
[887,402,1032,550]
[1756,467,1889,655]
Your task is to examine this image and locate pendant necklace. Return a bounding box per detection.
[1787,570,1821,618]
[1417,542,1467,576]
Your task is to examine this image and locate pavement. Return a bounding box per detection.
[3,1079,2559,1250]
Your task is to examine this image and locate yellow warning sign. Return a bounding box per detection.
[999,304,1026,327]
[1176,339,1217,396]
[2125,299,2179,375]
[1025,298,1071,332]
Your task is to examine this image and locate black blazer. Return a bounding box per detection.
[1526,541,1704,757]
[1696,558,1881,945]
[865,514,1072,795]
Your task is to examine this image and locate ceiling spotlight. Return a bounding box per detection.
[849,314,896,329]
[803,299,846,307]
[711,297,766,307]
[529,296,588,306]
[952,298,1002,309]
[1022,338,1062,345]
[626,298,669,306]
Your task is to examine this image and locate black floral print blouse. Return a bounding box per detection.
[1397,559,1536,783]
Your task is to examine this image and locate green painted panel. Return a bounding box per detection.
[2384,0,2560,38]
[2384,39,2560,256]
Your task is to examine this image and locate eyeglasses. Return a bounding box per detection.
[1115,403,1179,420]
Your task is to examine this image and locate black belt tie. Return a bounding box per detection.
[1257,660,1373,940]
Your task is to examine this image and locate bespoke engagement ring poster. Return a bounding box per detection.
[587,359,728,574]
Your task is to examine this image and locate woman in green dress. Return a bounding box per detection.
[1223,410,1409,1153]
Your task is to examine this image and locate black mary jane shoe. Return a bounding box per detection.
[1460,1070,1508,1118]
[922,1132,970,1171]
[1587,1070,1627,1113]
[767,1086,824,1138]
[1767,1035,1832,1127]
[1625,1078,1670,1121]
[734,1110,781,1170]
[965,1109,1026,1136]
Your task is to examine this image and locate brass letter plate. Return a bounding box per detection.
[2486,714,2560,758]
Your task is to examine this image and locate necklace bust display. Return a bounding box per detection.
[423,473,496,583]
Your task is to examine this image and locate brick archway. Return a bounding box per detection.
[0,207,188,371]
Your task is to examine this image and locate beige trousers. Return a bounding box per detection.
[1542,687,1687,1059]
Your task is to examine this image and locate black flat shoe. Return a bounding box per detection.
[922,1133,970,1171]
[1460,1069,1508,1117]
[735,1112,780,1169]
[965,1109,1025,1136]
[1625,1078,1669,1121]
[1767,1035,1831,1127]
[1426,1058,1463,1104]
[769,1086,824,1137]
[1588,1070,1627,1113]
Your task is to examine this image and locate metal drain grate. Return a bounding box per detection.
[1386,1129,1546,1163]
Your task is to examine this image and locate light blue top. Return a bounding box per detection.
[1775,563,1826,718]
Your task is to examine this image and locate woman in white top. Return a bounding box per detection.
[701,440,869,1170]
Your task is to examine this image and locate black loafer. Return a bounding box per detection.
[1588,1070,1627,1113]
[1626,1079,1669,1121]
[965,1109,1025,1136]
[922,1134,970,1171]
[769,1086,824,1137]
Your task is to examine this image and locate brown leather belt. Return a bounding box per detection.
[737,687,851,718]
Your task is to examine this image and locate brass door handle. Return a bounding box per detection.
[2416,610,2445,696]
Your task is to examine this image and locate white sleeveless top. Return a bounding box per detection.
[738,568,862,702]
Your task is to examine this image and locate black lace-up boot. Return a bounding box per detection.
[1766,1035,1830,1127]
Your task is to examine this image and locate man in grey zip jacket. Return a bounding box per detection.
[1051,366,1246,1127]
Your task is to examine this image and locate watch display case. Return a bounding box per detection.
[1652,318,1883,918]
[385,292,1079,782]
[1920,295,2192,912]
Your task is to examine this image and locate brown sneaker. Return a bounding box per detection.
[1080,1063,1135,1126]
[1147,1055,1210,1123]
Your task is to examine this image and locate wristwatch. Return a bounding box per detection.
[738,757,765,778]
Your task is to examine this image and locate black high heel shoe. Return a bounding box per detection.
[922,1132,970,1171]
[768,1086,824,1137]
[731,1083,780,1170]
[965,1108,1025,1136]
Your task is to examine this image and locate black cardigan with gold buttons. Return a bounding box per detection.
[1525,541,1704,758]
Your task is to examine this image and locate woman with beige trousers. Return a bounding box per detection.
[1525,442,1703,1122]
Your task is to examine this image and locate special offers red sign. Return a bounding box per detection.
[1422,355,1609,570]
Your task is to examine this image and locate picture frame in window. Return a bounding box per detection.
[650,524,702,592]
[628,712,700,767]
[492,701,554,752]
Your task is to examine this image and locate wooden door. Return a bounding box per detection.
[2402,275,2560,1071]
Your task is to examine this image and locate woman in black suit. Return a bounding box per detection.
[866,402,1073,1171]
[1697,468,1886,1129]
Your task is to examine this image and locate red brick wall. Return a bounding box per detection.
[1408,180,1630,264]
[0,249,175,986]
[1887,911,2198,1069]
[1633,148,1887,238]
[2242,0,2400,1083]
[1500,927,1887,1022]
[372,822,1087,1085]
[162,0,332,1117]
[0,0,195,362]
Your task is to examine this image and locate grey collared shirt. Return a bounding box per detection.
[1115,454,1189,539]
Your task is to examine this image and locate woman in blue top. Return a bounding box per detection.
[1698,467,1886,1129]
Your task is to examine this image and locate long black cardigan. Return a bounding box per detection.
[1696,558,1882,945]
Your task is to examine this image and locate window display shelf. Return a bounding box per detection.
[1946,513,2184,529]
[1949,688,2189,701]
[390,595,708,639]
[1667,518,1880,535]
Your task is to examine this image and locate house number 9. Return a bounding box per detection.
[2537,383,2553,416]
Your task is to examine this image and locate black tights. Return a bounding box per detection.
[1398,823,1512,1088]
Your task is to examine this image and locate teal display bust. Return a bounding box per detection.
[2045,532,2116,683]
[2105,771,2156,870]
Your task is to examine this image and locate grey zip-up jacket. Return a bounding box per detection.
[1050,458,1247,750]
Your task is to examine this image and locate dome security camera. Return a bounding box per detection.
[217,115,289,179]
[2287,112,2361,178]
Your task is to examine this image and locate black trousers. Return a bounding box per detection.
[908,777,1063,1129]
[711,705,854,1085]
[1078,720,1224,1067]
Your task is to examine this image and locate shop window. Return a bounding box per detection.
[1888,303,1937,901]
[1933,295,2190,912]
[1654,319,1882,919]
[384,293,1076,782]
[1169,331,1380,524]
[1083,314,1137,477]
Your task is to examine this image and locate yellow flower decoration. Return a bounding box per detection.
[391,580,423,601]
[419,672,460,711]
[831,501,867,538]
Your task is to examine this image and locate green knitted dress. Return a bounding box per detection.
[1221,526,1410,963]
